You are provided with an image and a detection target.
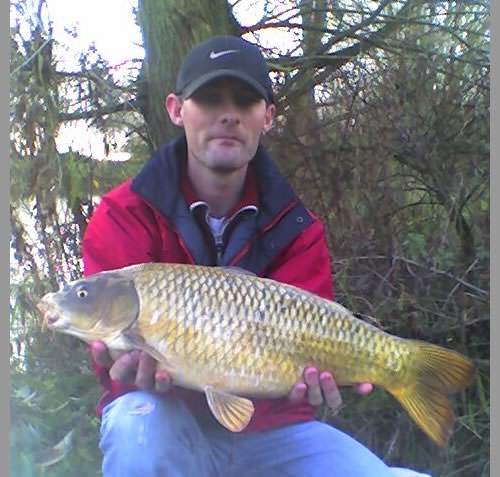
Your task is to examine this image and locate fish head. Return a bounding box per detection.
[37,272,140,344]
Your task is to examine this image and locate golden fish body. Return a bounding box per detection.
[132,265,406,395]
[38,263,474,446]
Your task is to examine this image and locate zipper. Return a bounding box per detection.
[214,231,224,263]
[205,206,258,265]
[206,213,229,265]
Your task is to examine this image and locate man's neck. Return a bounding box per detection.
[187,160,248,218]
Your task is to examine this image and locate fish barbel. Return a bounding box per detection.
[38,262,474,446]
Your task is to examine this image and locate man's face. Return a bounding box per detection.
[168,79,275,175]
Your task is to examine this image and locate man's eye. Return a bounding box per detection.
[192,88,261,107]
[234,93,261,107]
[192,91,222,105]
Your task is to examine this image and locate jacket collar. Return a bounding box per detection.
[131,135,298,227]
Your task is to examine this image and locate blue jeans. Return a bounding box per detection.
[100,391,430,477]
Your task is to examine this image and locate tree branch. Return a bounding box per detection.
[10,37,53,78]
[334,255,488,296]
[58,100,142,122]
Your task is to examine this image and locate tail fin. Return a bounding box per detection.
[388,342,475,446]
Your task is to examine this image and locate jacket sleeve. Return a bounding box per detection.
[81,180,162,404]
[265,213,335,301]
[82,180,161,276]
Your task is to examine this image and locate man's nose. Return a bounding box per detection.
[219,98,241,125]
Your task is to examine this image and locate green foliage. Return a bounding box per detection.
[11,276,102,477]
[11,371,101,477]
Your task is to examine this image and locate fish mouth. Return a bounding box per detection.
[37,300,63,330]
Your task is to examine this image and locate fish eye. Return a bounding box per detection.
[76,287,88,299]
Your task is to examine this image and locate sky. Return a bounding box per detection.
[45,0,144,67]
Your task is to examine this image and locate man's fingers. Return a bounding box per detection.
[109,350,141,383]
[135,352,157,390]
[355,382,374,395]
[154,369,172,393]
[288,382,307,402]
[304,367,323,406]
[90,341,114,368]
[290,369,372,409]
[319,372,342,411]
[106,350,164,391]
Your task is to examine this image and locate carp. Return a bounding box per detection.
[37,262,474,446]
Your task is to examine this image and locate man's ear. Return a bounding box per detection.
[263,103,276,134]
[165,93,184,127]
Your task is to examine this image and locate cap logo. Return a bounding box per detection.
[209,49,239,60]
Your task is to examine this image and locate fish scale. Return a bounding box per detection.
[39,262,475,446]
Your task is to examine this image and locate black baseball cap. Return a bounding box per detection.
[175,35,275,103]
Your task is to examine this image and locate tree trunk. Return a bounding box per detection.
[136,0,240,150]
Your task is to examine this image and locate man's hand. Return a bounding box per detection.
[90,340,172,393]
[288,367,373,411]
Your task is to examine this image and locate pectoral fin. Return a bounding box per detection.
[121,331,173,371]
[204,386,254,432]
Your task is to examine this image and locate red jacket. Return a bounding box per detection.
[82,135,335,432]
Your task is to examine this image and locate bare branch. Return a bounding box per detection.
[334,255,488,296]
[10,37,53,77]
[58,100,142,122]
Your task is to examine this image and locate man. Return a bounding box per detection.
[82,35,430,477]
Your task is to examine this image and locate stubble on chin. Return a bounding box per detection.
[204,149,251,176]
[209,163,244,175]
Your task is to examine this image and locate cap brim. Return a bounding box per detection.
[180,69,270,102]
